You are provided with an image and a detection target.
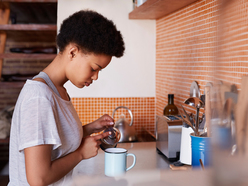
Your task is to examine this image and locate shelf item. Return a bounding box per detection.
[10,46,57,54]
[6,30,56,42]
[1,0,58,3]
[0,81,25,87]
[129,0,199,19]
[0,24,56,31]
[0,53,56,59]
[1,73,35,82]
[1,0,56,2]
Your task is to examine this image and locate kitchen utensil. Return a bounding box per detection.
[222,98,233,127]
[199,159,205,170]
[181,104,194,128]
[100,127,121,150]
[203,82,213,95]
[179,109,195,132]
[184,97,204,136]
[190,81,201,98]
[195,107,200,136]
[184,97,204,108]
[219,81,237,108]
[235,76,248,156]
[205,86,211,137]
[199,113,205,130]
[104,148,136,177]
[112,106,137,142]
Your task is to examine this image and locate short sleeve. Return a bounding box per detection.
[18,96,62,151]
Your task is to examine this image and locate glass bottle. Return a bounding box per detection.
[163,94,179,116]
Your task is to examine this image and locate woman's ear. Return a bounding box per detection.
[68,44,79,60]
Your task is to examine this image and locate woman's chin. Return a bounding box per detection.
[73,83,85,89]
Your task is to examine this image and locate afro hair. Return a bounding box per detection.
[56,10,125,58]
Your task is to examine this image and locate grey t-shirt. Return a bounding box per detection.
[8,79,83,186]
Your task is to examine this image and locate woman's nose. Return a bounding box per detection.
[92,71,99,81]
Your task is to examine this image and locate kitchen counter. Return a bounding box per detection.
[70,142,213,186]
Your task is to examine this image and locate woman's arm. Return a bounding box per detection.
[24,132,110,186]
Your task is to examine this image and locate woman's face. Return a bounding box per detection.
[66,51,112,88]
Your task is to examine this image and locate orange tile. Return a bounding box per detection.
[72,97,156,135]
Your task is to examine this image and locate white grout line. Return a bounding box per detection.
[157,1,219,26]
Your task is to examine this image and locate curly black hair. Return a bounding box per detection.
[56,10,125,58]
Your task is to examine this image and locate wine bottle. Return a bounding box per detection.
[163,94,179,116]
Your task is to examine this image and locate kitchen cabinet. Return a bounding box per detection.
[129,0,199,19]
[0,0,57,80]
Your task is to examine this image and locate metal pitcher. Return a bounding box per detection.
[112,106,137,142]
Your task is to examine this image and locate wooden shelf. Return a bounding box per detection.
[5,30,56,42]
[129,0,199,19]
[0,0,57,79]
[1,74,36,82]
[0,53,56,59]
[0,138,9,144]
[0,24,57,42]
[0,24,56,31]
[1,0,57,2]
[0,81,25,86]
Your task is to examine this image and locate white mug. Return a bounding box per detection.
[104,148,136,177]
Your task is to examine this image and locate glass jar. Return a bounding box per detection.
[100,127,121,151]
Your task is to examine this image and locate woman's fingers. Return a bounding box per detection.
[100,115,115,127]
[93,131,111,141]
[96,140,102,147]
[102,114,115,123]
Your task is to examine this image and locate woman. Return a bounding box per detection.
[8,10,125,186]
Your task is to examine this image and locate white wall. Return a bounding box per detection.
[58,0,156,97]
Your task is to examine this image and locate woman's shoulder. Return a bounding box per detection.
[21,79,55,101]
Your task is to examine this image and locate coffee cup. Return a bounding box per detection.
[104,148,136,177]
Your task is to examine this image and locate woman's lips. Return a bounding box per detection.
[85,82,91,86]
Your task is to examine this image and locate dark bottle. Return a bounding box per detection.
[163,94,179,116]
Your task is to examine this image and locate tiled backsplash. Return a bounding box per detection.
[71,97,155,134]
[156,0,248,116]
[215,0,248,85]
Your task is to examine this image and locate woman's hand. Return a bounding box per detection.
[77,131,110,159]
[83,114,115,136]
